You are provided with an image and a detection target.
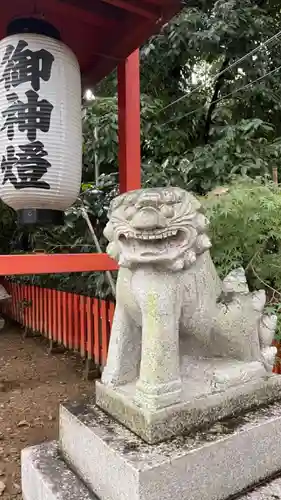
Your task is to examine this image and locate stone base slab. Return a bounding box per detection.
[60,399,281,500]
[20,436,281,500]
[96,374,281,443]
[21,441,97,500]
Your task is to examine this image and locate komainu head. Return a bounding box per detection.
[104,187,212,270]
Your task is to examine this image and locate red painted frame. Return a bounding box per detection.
[0,50,141,276]
[118,50,141,192]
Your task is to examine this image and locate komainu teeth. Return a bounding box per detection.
[130,228,178,241]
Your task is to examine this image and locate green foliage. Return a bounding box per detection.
[93,0,281,193]
[184,119,281,193]
[204,178,281,293]
[0,200,16,254]
[204,177,281,339]
[142,119,281,193]
[83,98,118,180]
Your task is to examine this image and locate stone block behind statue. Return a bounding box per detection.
[96,187,279,442]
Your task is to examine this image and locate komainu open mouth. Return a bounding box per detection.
[119,230,188,257]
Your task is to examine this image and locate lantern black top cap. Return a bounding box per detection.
[7,18,61,40]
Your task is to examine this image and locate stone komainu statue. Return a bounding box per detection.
[102,187,277,410]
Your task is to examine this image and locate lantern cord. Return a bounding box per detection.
[80,206,116,297]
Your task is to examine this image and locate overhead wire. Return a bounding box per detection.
[157,28,281,115]
[86,28,281,132]
[159,63,281,128]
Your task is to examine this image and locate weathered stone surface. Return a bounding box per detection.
[96,374,281,443]
[238,475,281,499]
[101,187,277,420]
[59,400,281,500]
[21,441,96,500]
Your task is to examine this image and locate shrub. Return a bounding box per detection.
[203,177,281,338]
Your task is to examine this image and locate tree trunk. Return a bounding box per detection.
[203,56,230,144]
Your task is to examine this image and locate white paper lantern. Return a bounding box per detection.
[0,33,82,224]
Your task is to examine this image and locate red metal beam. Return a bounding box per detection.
[0,254,118,276]
[38,0,118,27]
[100,0,159,19]
[83,1,181,84]
[58,0,124,21]
[118,49,141,193]
[145,0,178,4]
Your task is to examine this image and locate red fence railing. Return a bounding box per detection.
[1,280,281,375]
[0,280,115,371]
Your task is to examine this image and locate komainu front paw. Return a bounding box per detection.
[261,345,277,372]
[259,314,277,348]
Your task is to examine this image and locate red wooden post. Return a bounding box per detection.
[27,286,32,329]
[31,286,36,332]
[39,287,43,332]
[18,284,23,323]
[23,285,27,325]
[52,289,57,343]
[48,289,52,341]
[35,287,39,331]
[93,299,100,366]
[62,292,67,347]
[12,283,17,319]
[80,296,86,358]
[67,292,73,350]
[73,294,80,351]
[17,284,21,322]
[43,289,48,336]
[36,286,40,331]
[57,291,62,344]
[17,284,20,322]
[86,297,93,360]
[12,283,15,320]
[12,283,15,319]
[118,49,141,193]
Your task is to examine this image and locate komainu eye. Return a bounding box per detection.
[125,206,136,218]
[160,205,174,218]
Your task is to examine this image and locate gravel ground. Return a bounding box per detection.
[0,324,93,499]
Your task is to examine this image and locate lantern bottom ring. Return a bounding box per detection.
[17,208,64,227]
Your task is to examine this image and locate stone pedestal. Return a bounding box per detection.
[97,364,281,443]
[22,399,281,500]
